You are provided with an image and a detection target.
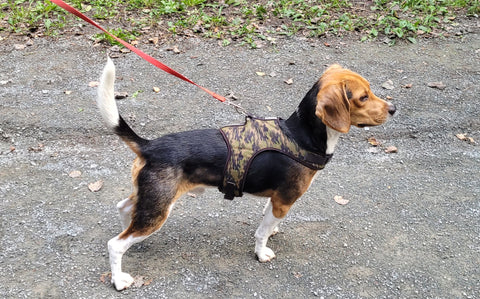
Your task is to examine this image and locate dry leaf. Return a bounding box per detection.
[148,37,159,45]
[456,133,476,144]
[64,90,72,95]
[187,192,197,198]
[14,44,26,50]
[153,86,160,93]
[284,78,294,85]
[88,180,103,192]
[385,146,398,153]
[133,276,153,288]
[69,170,82,178]
[88,81,99,87]
[256,71,266,77]
[403,83,413,88]
[368,137,380,146]
[427,81,446,90]
[99,272,111,284]
[334,195,349,205]
[324,42,331,47]
[28,143,44,152]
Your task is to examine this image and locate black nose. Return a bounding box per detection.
[388,104,396,116]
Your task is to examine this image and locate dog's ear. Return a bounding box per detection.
[315,82,351,133]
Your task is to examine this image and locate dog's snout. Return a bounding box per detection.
[388,103,396,116]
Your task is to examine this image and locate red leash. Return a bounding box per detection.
[50,0,227,103]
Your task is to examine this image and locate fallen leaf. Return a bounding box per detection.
[148,37,159,45]
[427,81,446,90]
[153,86,160,93]
[256,71,266,77]
[403,83,413,88]
[170,46,181,54]
[368,137,380,146]
[69,170,82,178]
[110,45,120,52]
[324,42,331,47]
[269,71,277,77]
[14,44,26,50]
[334,195,349,205]
[284,78,294,85]
[88,180,104,192]
[385,146,398,153]
[386,96,393,100]
[456,133,476,144]
[133,276,153,288]
[28,143,44,152]
[64,90,72,95]
[99,272,111,284]
[88,81,99,87]
[9,146,16,153]
[381,79,394,90]
[187,192,197,198]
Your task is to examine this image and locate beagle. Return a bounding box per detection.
[96,58,396,290]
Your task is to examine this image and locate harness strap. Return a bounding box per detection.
[50,0,227,103]
[220,117,333,199]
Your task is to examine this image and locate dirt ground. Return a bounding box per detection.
[1,19,479,298]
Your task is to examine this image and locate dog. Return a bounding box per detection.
[96,58,396,290]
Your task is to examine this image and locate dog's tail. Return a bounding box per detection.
[97,57,147,155]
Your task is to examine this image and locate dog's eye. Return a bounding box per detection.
[360,95,369,102]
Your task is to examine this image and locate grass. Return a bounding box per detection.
[1,0,479,47]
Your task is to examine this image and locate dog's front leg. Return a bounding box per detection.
[255,199,283,262]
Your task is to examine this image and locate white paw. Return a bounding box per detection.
[256,247,276,263]
[112,272,134,291]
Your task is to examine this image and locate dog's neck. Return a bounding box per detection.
[281,83,341,156]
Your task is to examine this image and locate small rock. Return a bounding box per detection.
[382,80,394,90]
[114,92,128,99]
[385,146,398,153]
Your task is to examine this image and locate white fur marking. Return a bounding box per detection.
[326,126,341,154]
[255,200,283,262]
[116,197,133,230]
[97,57,120,128]
[108,234,146,291]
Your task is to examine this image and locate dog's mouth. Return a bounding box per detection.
[357,124,370,128]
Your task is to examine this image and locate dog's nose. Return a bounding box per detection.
[388,103,396,116]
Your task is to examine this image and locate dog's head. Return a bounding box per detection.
[315,64,396,133]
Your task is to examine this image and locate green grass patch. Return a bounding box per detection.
[1,0,478,47]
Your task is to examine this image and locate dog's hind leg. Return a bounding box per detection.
[108,167,184,291]
[116,197,134,230]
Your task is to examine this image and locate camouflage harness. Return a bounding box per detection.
[219,116,333,200]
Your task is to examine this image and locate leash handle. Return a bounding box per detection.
[50,0,227,103]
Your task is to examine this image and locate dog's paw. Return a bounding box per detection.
[112,272,135,291]
[256,247,276,263]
